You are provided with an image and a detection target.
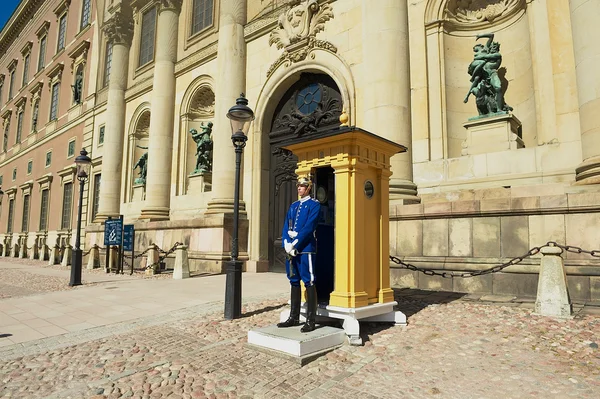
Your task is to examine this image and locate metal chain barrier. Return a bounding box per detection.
[81,244,99,258]
[389,241,600,279]
[146,242,182,270]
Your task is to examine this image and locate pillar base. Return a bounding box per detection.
[390,179,420,203]
[94,212,120,224]
[328,290,369,309]
[575,155,600,185]
[205,198,246,215]
[139,206,170,221]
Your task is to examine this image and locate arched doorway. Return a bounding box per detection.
[268,72,343,272]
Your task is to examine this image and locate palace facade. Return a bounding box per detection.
[1,0,599,301]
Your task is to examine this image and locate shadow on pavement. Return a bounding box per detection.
[241,303,287,318]
[0,333,13,338]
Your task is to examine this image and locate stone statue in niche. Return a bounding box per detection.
[133,145,148,185]
[464,33,512,117]
[190,122,213,174]
[71,69,83,104]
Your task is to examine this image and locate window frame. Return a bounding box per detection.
[49,81,60,121]
[190,0,215,37]
[56,12,68,53]
[98,124,105,145]
[7,198,15,234]
[15,110,24,144]
[80,0,91,30]
[45,150,52,168]
[103,41,113,88]
[3,122,9,153]
[21,194,30,233]
[22,53,30,88]
[38,35,47,72]
[8,68,16,100]
[67,138,76,158]
[137,5,158,68]
[27,159,33,175]
[61,181,73,230]
[39,188,49,231]
[92,173,101,221]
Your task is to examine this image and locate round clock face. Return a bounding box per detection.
[316,186,328,204]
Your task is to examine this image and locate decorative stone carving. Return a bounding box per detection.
[133,146,148,185]
[103,5,134,46]
[267,0,336,77]
[446,0,523,25]
[158,0,183,14]
[189,87,215,119]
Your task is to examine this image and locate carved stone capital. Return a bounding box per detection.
[158,0,183,14]
[103,5,135,46]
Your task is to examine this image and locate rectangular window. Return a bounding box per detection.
[0,175,3,185]
[98,125,105,145]
[9,69,16,100]
[12,168,16,181]
[38,35,47,72]
[16,111,24,143]
[92,173,101,220]
[27,160,32,174]
[103,42,113,87]
[80,0,91,29]
[39,189,49,231]
[68,139,75,158]
[7,198,15,234]
[61,182,73,230]
[21,194,30,232]
[0,83,3,105]
[45,151,52,167]
[50,82,60,120]
[57,14,67,52]
[22,54,30,87]
[138,7,156,67]
[3,124,9,152]
[191,0,213,35]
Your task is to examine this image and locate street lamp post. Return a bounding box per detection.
[224,94,255,320]
[69,148,92,287]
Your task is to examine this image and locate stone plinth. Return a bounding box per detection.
[534,246,572,318]
[248,325,345,364]
[132,183,146,201]
[461,113,523,156]
[187,172,212,195]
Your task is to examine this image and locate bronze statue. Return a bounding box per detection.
[133,145,148,185]
[71,69,83,104]
[464,33,512,116]
[190,122,213,173]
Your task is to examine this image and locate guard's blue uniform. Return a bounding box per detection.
[282,196,321,287]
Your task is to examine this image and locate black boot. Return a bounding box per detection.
[277,286,301,327]
[301,285,317,333]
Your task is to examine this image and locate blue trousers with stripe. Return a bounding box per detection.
[286,253,316,287]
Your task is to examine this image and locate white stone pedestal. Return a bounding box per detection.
[248,325,345,365]
[534,246,573,318]
[280,301,407,346]
[132,183,146,201]
[187,172,212,194]
[461,113,523,156]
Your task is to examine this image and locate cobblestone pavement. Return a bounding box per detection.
[1,289,599,399]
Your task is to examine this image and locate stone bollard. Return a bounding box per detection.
[1,243,7,257]
[173,245,190,279]
[10,243,18,257]
[18,243,27,259]
[86,245,100,270]
[108,246,119,272]
[61,244,73,267]
[48,245,60,265]
[29,243,39,260]
[534,246,573,318]
[39,244,48,262]
[145,245,159,275]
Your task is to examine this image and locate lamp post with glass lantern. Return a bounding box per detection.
[224,93,255,320]
[69,148,92,287]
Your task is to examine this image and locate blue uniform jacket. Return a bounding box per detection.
[282,197,321,253]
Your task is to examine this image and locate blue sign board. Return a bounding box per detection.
[104,219,123,246]
[123,224,134,252]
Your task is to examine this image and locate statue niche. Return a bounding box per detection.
[133,145,148,185]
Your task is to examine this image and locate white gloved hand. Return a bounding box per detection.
[284,239,292,254]
[289,249,298,257]
[288,231,298,239]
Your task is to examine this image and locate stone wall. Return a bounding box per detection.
[390,186,600,302]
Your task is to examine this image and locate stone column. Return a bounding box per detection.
[206,0,248,213]
[96,6,134,220]
[362,0,419,202]
[571,0,600,184]
[140,0,182,220]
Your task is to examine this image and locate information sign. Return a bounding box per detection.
[104,219,123,246]
[123,224,134,252]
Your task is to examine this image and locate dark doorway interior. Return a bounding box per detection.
[313,166,335,303]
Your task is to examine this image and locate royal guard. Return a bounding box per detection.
[278,176,321,332]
